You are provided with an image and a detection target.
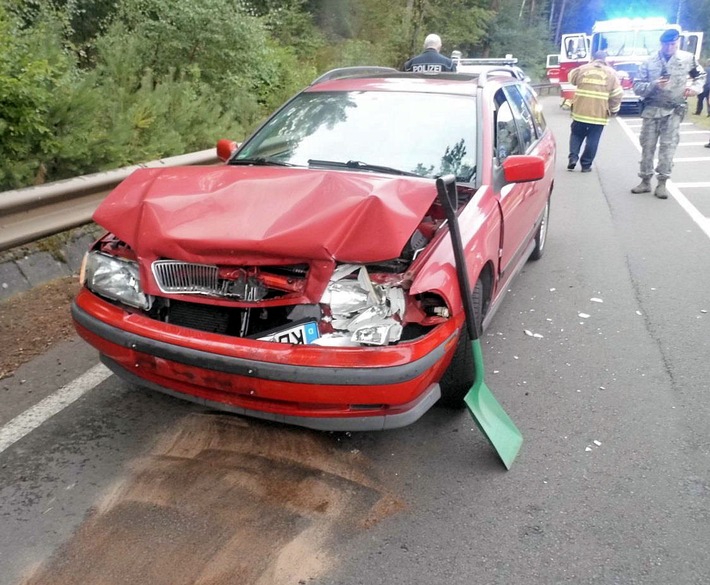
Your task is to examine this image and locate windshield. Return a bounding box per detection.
[593,29,665,57]
[235,90,477,182]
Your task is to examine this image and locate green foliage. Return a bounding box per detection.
[248,0,326,58]
[110,0,268,85]
[104,0,316,111]
[422,0,495,59]
[0,0,316,190]
[485,0,557,82]
[0,5,74,188]
[18,0,708,192]
[340,0,412,67]
[45,66,245,181]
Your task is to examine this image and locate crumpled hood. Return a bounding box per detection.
[94,166,437,264]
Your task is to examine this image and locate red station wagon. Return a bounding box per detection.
[72,67,556,431]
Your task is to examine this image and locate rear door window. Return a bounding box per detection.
[503,85,537,152]
[518,85,548,136]
[495,99,521,162]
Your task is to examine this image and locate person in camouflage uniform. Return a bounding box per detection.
[631,28,706,199]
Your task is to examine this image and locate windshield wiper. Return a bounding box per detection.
[308,159,420,177]
[229,156,296,167]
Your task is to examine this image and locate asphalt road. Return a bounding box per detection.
[1,96,709,585]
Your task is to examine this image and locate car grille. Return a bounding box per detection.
[152,261,220,294]
[151,260,308,300]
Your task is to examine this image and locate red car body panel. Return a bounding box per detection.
[307,76,480,96]
[72,288,461,430]
[72,71,555,431]
[94,166,437,268]
[410,185,501,311]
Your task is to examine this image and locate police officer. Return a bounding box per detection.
[631,28,706,199]
[567,50,624,172]
[403,34,456,73]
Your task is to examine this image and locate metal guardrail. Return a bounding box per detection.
[533,83,561,97]
[0,83,559,253]
[0,149,219,252]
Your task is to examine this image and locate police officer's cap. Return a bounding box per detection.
[660,29,680,43]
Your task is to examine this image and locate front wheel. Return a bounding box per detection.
[529,196,550,261]
[438,279,484,407]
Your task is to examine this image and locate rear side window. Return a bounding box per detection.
[503,85,537,152]
[495,99,521,162]
[518,84,548,135]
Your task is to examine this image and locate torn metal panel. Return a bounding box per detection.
[321,264,406,345]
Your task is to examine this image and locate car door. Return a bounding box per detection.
[506,84,554,226]
[493,85,538,286]
[518,81,555,196]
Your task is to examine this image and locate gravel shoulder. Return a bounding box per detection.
[0,276,81,380]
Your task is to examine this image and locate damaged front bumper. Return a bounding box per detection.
[72,289,460,431]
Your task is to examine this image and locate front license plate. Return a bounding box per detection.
[257,321,320,344]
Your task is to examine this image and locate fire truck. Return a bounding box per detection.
[546,17,703,113]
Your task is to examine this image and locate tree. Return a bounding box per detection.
[0,4,74,188]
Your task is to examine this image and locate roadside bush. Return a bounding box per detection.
[108,0,264,85]
[45,67,246,182]
[0,0,322,190]
[0,0,563,192]
[0,6,74,189]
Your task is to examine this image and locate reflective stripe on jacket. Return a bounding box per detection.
[569,60,623,125]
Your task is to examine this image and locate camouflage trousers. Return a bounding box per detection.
[638,113,682,180]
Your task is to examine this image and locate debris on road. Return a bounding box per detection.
[524,330,545,338]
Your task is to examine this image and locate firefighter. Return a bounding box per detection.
[566,50,624,172]
[631,28,706,199]
[403,34,456,73]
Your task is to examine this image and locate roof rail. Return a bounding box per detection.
[476,67,521,84]
[310,66,399,85]
[456,57,519,66]
[451,53,518,66]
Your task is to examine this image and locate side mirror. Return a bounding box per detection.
[216,139,238,162]
[502,155,545,183]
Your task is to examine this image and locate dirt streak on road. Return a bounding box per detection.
[19,413,404,585]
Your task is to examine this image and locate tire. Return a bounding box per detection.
[529,196,550,261]
[438,279,484,407]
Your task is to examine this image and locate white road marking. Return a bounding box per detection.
[667,187,710,239]
[0,363,111,454]
[625,122,695,128]
[617,119,642,148]
[674,182,710,188]
[672,157,710,162]
[616,117,710,240]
